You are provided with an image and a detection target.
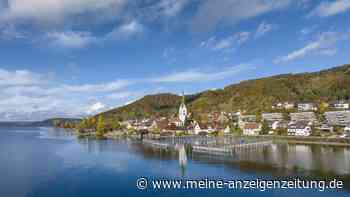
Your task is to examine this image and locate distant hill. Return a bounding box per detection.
[0,118,81,128]
[100,64,350,121]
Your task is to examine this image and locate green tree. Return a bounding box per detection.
[260,120,269,135]
[231,124,243,135]
[256,111,262,122]
[111,119,121,131]
[96,115,106,137]
[282,110,290,121]
[276,128,287,136]
[77,119,87,132]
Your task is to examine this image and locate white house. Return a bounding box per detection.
[273,102,295,110]
[298,103,317,111]
[224,125,231,134]
[284,102,295,110]
[193,122,209,135]
[345,125,350,137]
[287,122,312,136]
[290,112,317,123]
[316,124,334,133]
[325,111,350,126]
[262,113,283,122]
[271,120,288,130]
[330,101,349,110]
[243,122,261,136]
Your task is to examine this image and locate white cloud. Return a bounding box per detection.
[274,31,349,63]
[0,24,26,40]
[300,25,318,36]
[255,21,275,38]
[107,20,143,39]
[62,80,131,93]
[309,0,350,17]
[46,31,97,49]
[0,68,47,86]
[191,0,291,32]
[297,0,313,9]
[201,32,251,51]
[0,67,134,120]
[152,64,254,83]
[43,20,144,49]
[106,92,135,100]
[86,102,106,115]
[0,63,254,120]
[0,0,126,25]
[155,0,189,17]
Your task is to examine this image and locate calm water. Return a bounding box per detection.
[1,127,350,197]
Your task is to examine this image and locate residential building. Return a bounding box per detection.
[290,112,317,123]
[271,120,289,130]
[224,125,231,134]
[345,125,350,137]
[316,124,334,133]
[239,115,256,122]
[262,113,283,122]
[287,122,312,136]
[243,122,261,136]
[169,117,183,127]
[193,122,209,135]
[284,102,295,110]
[330,101,349,110]
[325,111,350,126]
[238,114,256,129]
[298,103,317,111]
[150,118,169,132]
[272,102,295,110]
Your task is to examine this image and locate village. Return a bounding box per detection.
[117,94,350,139]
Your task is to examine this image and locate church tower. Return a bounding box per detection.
[179,91,187,127]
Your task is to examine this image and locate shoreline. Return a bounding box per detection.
[73,129,350,147]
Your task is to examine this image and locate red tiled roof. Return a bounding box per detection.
[244,122,260,130]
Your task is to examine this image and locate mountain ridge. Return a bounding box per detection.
[0,118,82,128]
[99,64,350,121]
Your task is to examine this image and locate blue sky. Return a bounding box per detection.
[0,0,350,121]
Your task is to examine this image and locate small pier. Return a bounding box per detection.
[143,139,171,149]
[192,140,273,154]
[142,136,273,155]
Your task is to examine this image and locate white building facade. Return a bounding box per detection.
[178,92,187,127]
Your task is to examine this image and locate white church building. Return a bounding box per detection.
[179,92,188,127]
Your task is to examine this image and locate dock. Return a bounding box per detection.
[142,136,273,155]
[192,140,272,154]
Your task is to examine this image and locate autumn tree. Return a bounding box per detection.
[96,115,106,137]
[260,120,270,135]
[231,123,243,135]
[111,120,121,131]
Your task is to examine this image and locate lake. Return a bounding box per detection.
[0,127,349,197]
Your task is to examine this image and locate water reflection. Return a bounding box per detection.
[177,144,188,176]
[2,128,350,197]
[45,129,350,178]
[137,142,350,178]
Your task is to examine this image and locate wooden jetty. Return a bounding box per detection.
[143,136,273,155]
[193,140,273,155]
[142,139,171,149]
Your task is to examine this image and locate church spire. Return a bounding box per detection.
[179,91,187,127]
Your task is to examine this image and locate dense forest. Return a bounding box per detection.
[99,64,350,121]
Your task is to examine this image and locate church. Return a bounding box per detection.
[178,92,188,127]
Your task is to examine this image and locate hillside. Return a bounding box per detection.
[100,64,350,121]
[0,118,81,128]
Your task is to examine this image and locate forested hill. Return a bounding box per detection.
[0,118,81,128]
[100,64,350,121]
